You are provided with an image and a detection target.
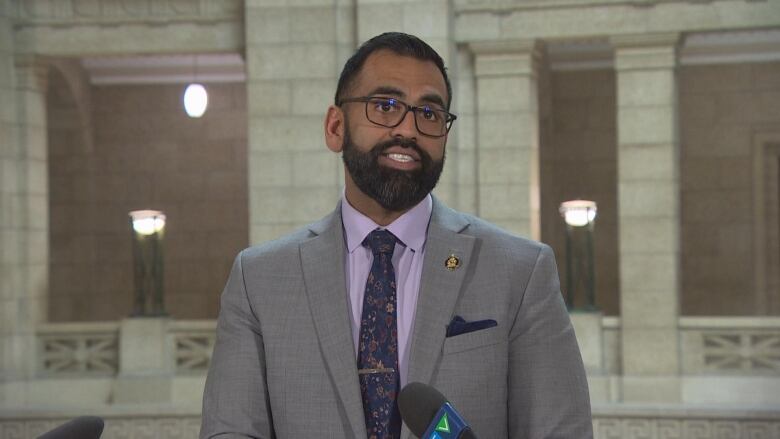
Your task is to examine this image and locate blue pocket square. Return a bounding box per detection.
[446,315,498,337]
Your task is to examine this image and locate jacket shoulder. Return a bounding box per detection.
[460,212,548,256]
[237,225,315,268]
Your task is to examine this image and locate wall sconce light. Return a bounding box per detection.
[129,210,167,316]
[559,200,598,311]
[183,83,208,118]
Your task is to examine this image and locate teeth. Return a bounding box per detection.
[387,153,413,163]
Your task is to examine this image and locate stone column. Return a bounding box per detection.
[0,0,17,383]
[470,41,542,239]
[0,52,49,382]
[112,318,174,404]
[612,33,682,402]
[244,1,352,244]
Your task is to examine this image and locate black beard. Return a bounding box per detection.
[341,129,444,212]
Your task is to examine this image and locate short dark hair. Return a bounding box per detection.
[334,32,453,109]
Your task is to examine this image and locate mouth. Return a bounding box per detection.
[379,151,421,171]
[383,152,418,163]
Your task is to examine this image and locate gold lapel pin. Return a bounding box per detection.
[445,254,460,271]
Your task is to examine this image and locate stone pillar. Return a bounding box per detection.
[470,41,542,239]
[244,1,352,244]
[0,52,49,382]
[112,318,174,404]
[612,33,682,402]
[0,0,17,383]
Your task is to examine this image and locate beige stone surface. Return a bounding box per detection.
[249,116,326,151]
[620,254,679,298]
[454,1,780,42]
[472,43,541,239]
[618,181,678,218]
[614,36,682,401]
[118,318,172,375]
[291,150,340,187]
[15,22,242,57]
[247,44,337,80]
[621,328,680,375]
[112,377,173,404]
[570,312,605,374]
[621,375,681,403]
[679,61,780,315]
[618,105,676,145]
[618,144,677,181]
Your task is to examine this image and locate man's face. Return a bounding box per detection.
[337,50,449,212]
[341,120,445,212]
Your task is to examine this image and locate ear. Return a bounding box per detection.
[324,105,345,153]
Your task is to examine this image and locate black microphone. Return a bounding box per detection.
[38,416,104,439]
[398,382,477,439]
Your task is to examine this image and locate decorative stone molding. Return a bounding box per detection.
[37,322,119,376]
[11,0,242,26]
[454,0,747,13]
[611,33,681,71]
[680,317,780,375]
[682,28,780,65]
[0,416,201,439]
[32,316,780,377]
[592,417,780,439]
[3,410,779,439]
[170,320,216,373]
[469,40,543,77]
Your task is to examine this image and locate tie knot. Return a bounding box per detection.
[364,230,397,257]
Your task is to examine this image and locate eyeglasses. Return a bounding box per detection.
[339,96,457,138]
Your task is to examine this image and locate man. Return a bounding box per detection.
[201,32,592,438]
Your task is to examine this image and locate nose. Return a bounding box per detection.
[389,108,418,141]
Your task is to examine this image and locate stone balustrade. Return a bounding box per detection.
[0,315,778,438]
[30,315,780,382]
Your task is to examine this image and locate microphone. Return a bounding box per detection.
[38,416,104,439]
[398,382,477,439]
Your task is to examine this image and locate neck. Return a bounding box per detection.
[344,176,409,227]
[344,186,407,226]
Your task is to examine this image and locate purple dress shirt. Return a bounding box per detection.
[341,194,432,386]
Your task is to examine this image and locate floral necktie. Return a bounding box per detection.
[357,230,401,439]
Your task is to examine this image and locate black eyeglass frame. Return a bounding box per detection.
[338,96,457,138]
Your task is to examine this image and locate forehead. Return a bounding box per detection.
[352,50,448,104]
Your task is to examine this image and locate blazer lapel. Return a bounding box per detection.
[406,199,475,387]
[300,207,367,438]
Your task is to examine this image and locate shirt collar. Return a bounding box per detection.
[341,193,432,254]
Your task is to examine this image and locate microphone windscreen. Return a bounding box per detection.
[398,382,448,436]
[38,416,104,439]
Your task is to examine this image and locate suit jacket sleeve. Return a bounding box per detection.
[200,251,275,439]
[508,244,593,438]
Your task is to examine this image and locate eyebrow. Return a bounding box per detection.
[418,93,446,109]
[367,86,405,99]
[367,86,447,109]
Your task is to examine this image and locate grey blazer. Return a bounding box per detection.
[201,199,592,439]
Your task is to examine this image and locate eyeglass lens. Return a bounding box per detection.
[365,97,449,136]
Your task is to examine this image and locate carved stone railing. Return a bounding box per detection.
[170,320,216,374]
[11,0,242,26]
[37,322,119,376]
[35,316,780,378]
[680,317,780,375]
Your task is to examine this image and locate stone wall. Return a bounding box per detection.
[47,81,248,321]
[541,69,619,315]
[680,61,780,316]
